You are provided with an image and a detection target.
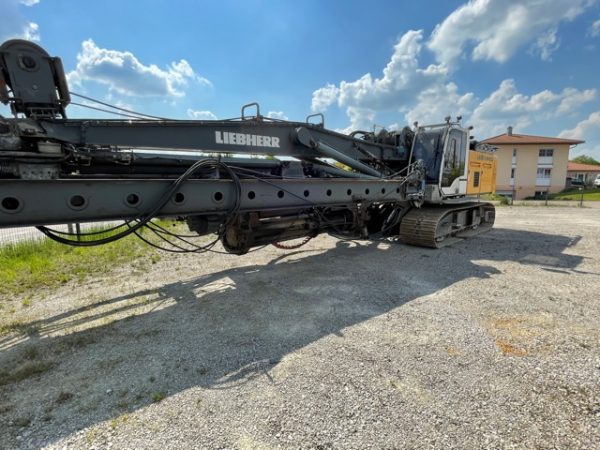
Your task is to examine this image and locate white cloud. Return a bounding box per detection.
[470,79,596,137]
[67,40,211,98]
[187,108,217,120]
[311,30,460,132]
[267,111,288,120]
[560,111,600,159]
[591,19,600,37]
[310,1,598,136]
[428,0,594,66]
[0,0,40,42]
[530,28,560,61]
[557,88,597,114]
[405,82,476,126]
[311,83,340,112]
[336,106,377,134]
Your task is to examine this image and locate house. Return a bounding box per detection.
[481,127,584,199]
[567,162,600,186]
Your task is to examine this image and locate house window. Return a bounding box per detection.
[510,168,515,179]
[539,149,554,157]
[473,171,480,187]
[512,148,517,157]
[537,168,552,178]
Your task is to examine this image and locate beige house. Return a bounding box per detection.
[567,162,600,186]
[481,127,584,199]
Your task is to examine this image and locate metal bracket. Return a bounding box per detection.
[241,102,261,121]
[305,113,324,128]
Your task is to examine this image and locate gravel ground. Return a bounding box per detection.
[0,206,599,449]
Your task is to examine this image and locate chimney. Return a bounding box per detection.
[507,126,513,136]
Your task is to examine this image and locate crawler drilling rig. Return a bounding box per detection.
[0,40,496,254]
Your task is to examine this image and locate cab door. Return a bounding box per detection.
[440,129,468,196]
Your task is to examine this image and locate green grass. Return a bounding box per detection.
[480,193,510,205]
[0,219,195,299]
[0,231,155,297]
[548,188,600,201]
[152,391,166,402]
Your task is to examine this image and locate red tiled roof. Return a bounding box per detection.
[481,133,584,145]
[568,162,600,172]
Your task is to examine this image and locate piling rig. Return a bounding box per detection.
[0,39,496,254]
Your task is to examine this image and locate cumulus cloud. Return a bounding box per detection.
[187,108,217,120]
[336,106,377,134]
[405,82,476,126]
[267,111,288,120]
[310,1,598,137]
[0,0,40,42]
[311,30,462,132]
[470,79,596,137]
[428,0,593,66]
[560,111,600,159]
[67,40,211,98]
[311,83,340,112]
[560,111,600,140]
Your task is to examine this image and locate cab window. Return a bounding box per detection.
[441,129,466,187]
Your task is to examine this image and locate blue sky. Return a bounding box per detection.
[2,0,600,159]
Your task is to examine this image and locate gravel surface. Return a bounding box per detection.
[0,206,599,449]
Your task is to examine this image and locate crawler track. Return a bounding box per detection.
[399,202,495,248]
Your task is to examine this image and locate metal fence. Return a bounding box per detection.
[0,222,122,248]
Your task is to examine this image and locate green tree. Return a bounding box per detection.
[571,155,600,165]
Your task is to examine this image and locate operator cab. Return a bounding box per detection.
[409,119,469,202]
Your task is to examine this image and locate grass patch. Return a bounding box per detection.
[152,391,166,402]
[0,361,53,387]
[0,320,40,335]
[23,346,39,360]
[547,188,600,201]
[479,193,510,205]
[0,227,159,297]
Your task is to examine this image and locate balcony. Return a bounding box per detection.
[537,156,553,165]
[536,178,551,186]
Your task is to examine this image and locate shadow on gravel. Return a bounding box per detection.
[0,227,585,447]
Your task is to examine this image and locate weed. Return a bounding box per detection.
[23,346,39,360]
[152,391,166,402]
[21,297,31,307]
[149,375,156,383]
[86,428,98,445]
[110,413,129,430]
[0,403,14,414]
[0,320,40,336]
[0,361,52,386]
[56,391,74,404]
[13,416,31,428]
